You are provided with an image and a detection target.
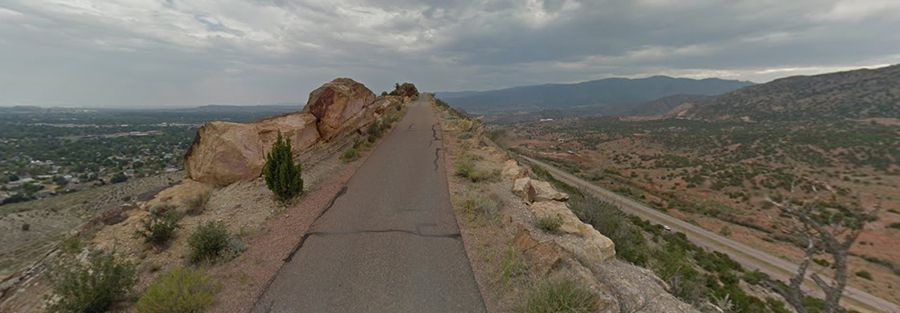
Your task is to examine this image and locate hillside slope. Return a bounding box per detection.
[437,76,751,113]
[683,64,900,121]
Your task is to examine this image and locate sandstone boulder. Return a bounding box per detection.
[185,113,319,186]
[512,177,535,203]
[512,178,567,203]
[530,180,568,202]
[514,227,565,276]
[556,224,616,266]
[501,159,527,180]
[304,78,376,140]
[530,201,582,235]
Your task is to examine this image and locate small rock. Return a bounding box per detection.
[530,180,568,202]
[514,227,565,276]
[512,177,536,203]
[21,223,30,231]
[501,159,527,179]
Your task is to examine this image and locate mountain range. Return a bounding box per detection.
[681,64,900,121]
[436,76,753,114]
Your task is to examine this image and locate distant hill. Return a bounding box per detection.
[682,64,900,121]
[436,76,752,113]
[166,103,302,114]
[606,94,713,117]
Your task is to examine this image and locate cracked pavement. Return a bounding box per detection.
[252,95,486,313]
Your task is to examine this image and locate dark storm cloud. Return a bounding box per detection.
[0,0,898,107]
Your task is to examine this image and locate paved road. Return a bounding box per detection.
[252,95,486,313]
[517,155,899,313]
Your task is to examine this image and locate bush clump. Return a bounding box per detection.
[459,189,500,223]
[341,148,359,163]
[855,270,873,280]
[263,132,303,202]
[47,250,136,313]
[455,154,498,183]
[136,267,217,313]
[520,279,597,313]
[188,221,231,263]
[134,211,181,247]
[536,215,564,234]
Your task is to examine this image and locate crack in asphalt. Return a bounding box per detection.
[407,123,414,130]
[283,185,348,263]
[306,229,461,239]
[433,147,441,171]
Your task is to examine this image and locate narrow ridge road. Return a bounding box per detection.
[252,95,486,313]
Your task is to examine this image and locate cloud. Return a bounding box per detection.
[0,0,898,107]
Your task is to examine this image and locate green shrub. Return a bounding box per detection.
[455,157,476,179]
[341,148,359,162]
[855,270,873,280]
[136,268,217,313]
[135,211,180,246]
[189,221,230,263]
[520,279,597,313]
[888,222,900,230]
[535,215,563,234]
[60,236,82,255]
[263,132,303,202]
[47,250,136,313]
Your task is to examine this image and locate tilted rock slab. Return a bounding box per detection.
[185,113,319,186]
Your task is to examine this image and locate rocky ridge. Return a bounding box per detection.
[185,78,406,186]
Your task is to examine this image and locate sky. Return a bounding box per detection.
[1,0,899,108]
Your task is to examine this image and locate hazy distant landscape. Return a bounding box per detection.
[0,105,300,205]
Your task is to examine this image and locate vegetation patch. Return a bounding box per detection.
[459,188,500,224]
[535,215,563,234]
[188,221,231,264]
[520,279,597,313]
[136,267,217,313]
[134,211,181,247]
[855,270,873,280]
[341,147,360,163]
[47,250,136,313]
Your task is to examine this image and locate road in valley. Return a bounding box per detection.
[517,155,899,313]
[252,95,485,313]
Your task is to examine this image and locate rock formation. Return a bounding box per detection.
[185,78,402,186]
[303,78,377,140]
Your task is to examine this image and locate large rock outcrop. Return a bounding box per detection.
[303,78,377,140]
[185,78,393,186]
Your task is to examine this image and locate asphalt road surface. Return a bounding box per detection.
[252,95,486,313]
[517,154,900,313]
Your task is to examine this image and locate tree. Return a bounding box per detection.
[111,172,128,184]
[768,198,877,313]
[263,132,303,202]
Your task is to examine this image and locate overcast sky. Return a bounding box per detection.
[1,0,899,108]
